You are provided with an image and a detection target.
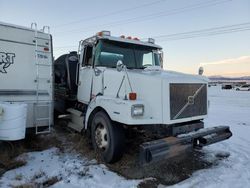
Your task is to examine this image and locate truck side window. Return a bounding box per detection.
[83,46,93,66]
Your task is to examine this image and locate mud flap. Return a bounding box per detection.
[139,126,232,165]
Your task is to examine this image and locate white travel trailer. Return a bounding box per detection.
[0,22,53,140]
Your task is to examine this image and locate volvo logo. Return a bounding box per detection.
[0,52,15,74]
[188,96,195,104]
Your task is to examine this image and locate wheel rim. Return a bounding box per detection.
[95,123,108,151]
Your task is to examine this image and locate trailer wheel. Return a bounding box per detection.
[91,111,125,163]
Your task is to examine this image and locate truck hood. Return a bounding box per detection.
[128,68,209,83]
[94,67,208,125]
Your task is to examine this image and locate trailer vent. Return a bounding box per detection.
[170,83,207,120]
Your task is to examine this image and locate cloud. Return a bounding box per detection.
[200,56,250,66]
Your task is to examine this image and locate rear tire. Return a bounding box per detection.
[91,111,125,163]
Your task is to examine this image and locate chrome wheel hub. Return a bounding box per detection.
[95,124,108,150]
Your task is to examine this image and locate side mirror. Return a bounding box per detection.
[198,66,204,75]
[153,50,163,68]
[116,60,124,72]
[159,52,163,68]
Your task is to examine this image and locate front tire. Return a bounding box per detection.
[91,111,125,163]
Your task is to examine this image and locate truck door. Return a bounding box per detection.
[77,45,93,104]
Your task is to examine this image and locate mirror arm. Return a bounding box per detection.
[124,65,133,93]
[116,75,126,98]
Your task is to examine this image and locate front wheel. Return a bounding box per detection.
[91,111,125,163]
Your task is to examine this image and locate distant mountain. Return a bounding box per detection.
[208,75,250,81]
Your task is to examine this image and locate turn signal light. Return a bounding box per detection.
[129,92,137,100]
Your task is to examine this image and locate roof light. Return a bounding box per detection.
[148,38,155,44]
[133,37,140,41]
[126,36,132,39]
[96,31,111,37]
[120,35,125,38]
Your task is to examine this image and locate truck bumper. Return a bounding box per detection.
[139,126,232,165]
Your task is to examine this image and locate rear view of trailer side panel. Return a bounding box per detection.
[0,22,53,139]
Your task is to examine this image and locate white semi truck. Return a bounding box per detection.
[0,22,232,164]
[0,22,53,140]
[54,31,232,164]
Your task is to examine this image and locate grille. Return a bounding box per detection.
[170,83,207,120]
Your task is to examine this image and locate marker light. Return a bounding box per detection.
[120,35,125,38]
[44,47,49,51]
[97,31,111,37]
[148,38,155,44]
[133,37,140,41]
[127,36,132,39]
[129,92,137,100]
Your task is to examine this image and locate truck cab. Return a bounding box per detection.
[54,31,232,164]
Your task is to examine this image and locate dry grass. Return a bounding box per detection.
[137,179,159,188]
[11,183,37,188]
[11,176,61,188]
[0,159,27,177]
[0,133,61,178]
[6,160,27,171]
[42,176,61,187]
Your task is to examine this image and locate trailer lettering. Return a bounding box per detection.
[0,52,15,73]
[37,54,48,59]
[0,53,7,63]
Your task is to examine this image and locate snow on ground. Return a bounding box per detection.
[1,86,250,188]
[0,147,140,188]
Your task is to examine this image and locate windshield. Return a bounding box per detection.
[94,40,161,69]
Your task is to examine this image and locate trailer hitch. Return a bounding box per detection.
[139,126,232,165]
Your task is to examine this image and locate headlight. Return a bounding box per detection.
[131,104,144,117]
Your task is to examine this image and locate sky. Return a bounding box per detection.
[0,0,249,77]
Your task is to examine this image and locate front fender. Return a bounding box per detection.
[84,96,145,129]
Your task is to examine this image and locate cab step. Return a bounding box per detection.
[66,108,84,133]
